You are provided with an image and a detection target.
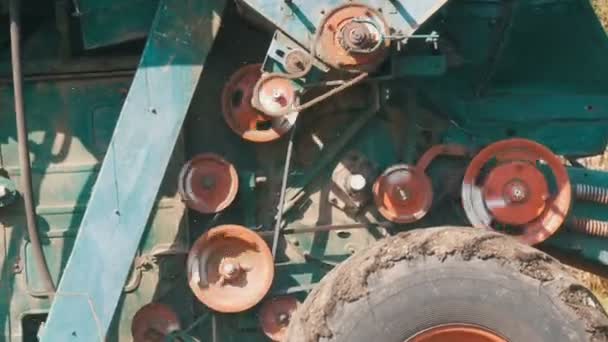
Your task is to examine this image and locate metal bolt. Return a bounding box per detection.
[222,262,238,276]
[348,174,367,192]
[277,312,290,325]
[255,176,268,184]
[505,181,528,203]
[397,186,409,201]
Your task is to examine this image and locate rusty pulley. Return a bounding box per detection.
[178,153,238,214]
[316,4,390,71]
[252,74,298,118]
[373,164,433,223]
[374,144,468,223]
[131,303,181,342]
[187,225,274,313]
[462,138,571,245]
[259,296,300,341]
[222,64,296,142]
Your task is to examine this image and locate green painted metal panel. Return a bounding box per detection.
[40,0,227,340]
[75,0,160,49]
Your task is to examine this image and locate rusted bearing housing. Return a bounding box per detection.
[462,138,571,245]
[178,153,239,214]
[187,225,274,313]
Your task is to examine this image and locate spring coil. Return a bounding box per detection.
[568,218,608,238]
[574,184,608,205]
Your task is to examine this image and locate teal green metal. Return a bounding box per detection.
[0,0,605,341]
[75,0,160,49]
[39,0,226,340]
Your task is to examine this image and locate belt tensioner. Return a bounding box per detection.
[131,303,181,342]
[187,224,274,313]
[462,138,571,245]
[222,64,297,142]
[178,153,238,214]
[259,296,300,341]
[374,145,468,223]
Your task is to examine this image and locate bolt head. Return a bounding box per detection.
[504,180,528,203]
[348,174,367,192]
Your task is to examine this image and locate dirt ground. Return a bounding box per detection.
[575,0,608,308]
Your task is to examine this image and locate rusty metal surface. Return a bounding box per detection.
[462,139,572,245]
[482,161,549,226]
[178,153,238,214]
[222,64,295,142]
[407,324,507,342]
[259,296,299,341]
[373,164,433,223]
[187,225,274,313]
[568,218,608,238]
[131,303,181,342]
[316,4,390,71]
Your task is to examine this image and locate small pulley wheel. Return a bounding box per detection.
[131,303,181,342]
[259,296,300,341]
[462,138,571,245]
[373,165,433,223]
[178,153,238,214]
[316,4,390,72]
[187,224,274,313]
[222,64,296,142]
[252,74,298,118]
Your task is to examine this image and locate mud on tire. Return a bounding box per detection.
[286,227,608,342]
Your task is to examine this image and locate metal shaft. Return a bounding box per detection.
[272,126,297,257]
[9,0,55,295]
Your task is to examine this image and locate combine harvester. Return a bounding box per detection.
[0,0,607,340]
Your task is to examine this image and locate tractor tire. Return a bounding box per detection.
[286,227,608,342]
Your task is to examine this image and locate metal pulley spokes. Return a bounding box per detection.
[222,64,297,142]
[407,324,507,342]
[131,303,181,342]
[316,4,390,71]
[373,165,433,223]
[178,153,238,214]
[462,138,571,245]
[259,296,300,341]
[187,225,274,313]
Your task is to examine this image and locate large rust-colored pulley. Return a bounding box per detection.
[222,64,296,142]
[187,224,274,313]
[316,4,390,71]
[178,153,238,214]
[259,296,300,341]
[462,138,571,245]
[131,303,181,342]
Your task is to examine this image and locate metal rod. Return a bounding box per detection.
[272,126,297,257]
[9,0,55,295]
